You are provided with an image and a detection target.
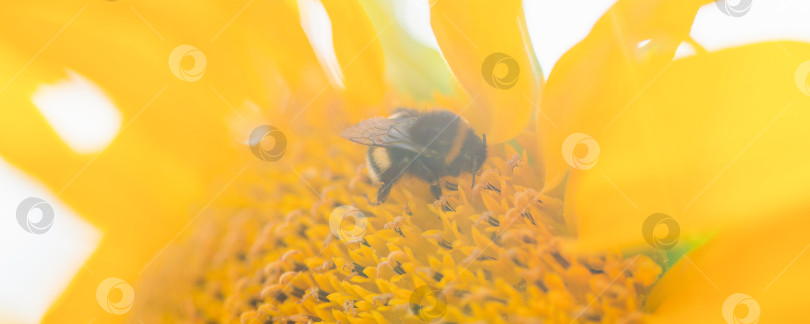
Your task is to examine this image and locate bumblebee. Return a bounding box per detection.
[341,108,487,204]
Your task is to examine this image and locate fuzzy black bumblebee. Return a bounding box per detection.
[341,108,487,204]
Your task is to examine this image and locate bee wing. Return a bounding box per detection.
[340,116,423,152]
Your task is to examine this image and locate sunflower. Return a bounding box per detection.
[2,0,810,323]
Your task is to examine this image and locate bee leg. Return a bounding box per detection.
[430,183,442,200]
[375,183,394,205]
[412,161,442,200]
[374,162,408,205]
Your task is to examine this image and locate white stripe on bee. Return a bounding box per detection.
[367,147,390,183]
[366,159,379,183]
[373,147,391,169]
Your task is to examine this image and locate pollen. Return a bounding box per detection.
[133,133,662,323]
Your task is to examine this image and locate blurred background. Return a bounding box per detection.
[2,0,809,322]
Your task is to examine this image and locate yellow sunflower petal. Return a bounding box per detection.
[0,0,317,321]
[430,0,542,144]
[319,0,386,105]
[563,40,810,250]
[537,0,810,248]
[539,0,712,181]
[647,209,810,322]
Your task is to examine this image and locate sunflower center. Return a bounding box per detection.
[133,144,662,323]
